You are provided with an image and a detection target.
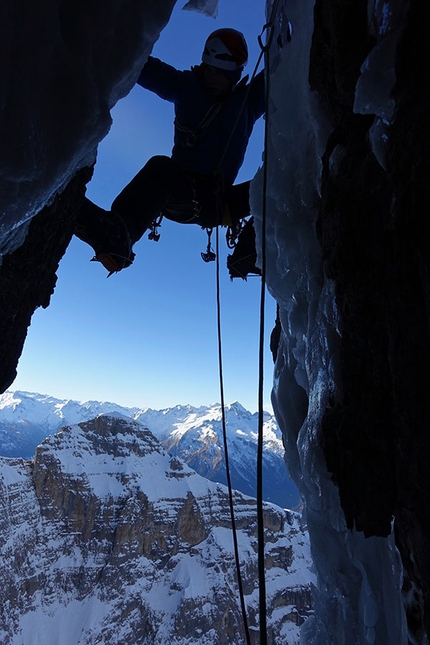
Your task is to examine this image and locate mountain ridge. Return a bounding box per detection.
[0,414,313,644]
[0,390,300,509]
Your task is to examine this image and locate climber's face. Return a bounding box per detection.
[203,65,231,98]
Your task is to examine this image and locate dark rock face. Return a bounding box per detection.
[312,0,430,639]
[0,166,92,392]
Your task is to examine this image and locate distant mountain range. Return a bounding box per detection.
[0,391,300,509]
[0,414,314,645]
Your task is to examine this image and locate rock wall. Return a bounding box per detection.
[311,0,430,640]
[0,416,314,644]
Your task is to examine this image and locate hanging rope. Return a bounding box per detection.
[212,2,286,643]
[211,25,268,645]
[256,0,284,642]
[215,225,252,645]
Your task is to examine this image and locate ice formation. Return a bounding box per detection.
[252,0,409,643]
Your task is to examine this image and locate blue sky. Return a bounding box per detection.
[13,0,276,412]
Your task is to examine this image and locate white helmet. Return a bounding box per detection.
[202,28,248,72]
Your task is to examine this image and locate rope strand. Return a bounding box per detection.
[213,4,282,642]
[215,226,251,645]
[257,1,282,642]
[211,26,268,645]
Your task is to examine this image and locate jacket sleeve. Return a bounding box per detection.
[137,56,184,102]
[249,69,266,120]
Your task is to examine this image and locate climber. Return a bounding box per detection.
[75,28,265,276]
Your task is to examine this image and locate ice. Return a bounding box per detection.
[352,2,405,169]
[182,0,219,18]
[251,0,408,643]
[353,35,397,122]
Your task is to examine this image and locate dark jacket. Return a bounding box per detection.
[138,57,265,185]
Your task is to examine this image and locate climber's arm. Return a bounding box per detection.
[137,56,185,102]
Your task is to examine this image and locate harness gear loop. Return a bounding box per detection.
[201,228,216,263]
[148,214,163,241]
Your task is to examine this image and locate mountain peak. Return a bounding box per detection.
[0,413,313,644]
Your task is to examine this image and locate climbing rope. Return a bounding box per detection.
[215,225,252,645]
[256,2,286,641]
[211,26,269,645]
[213,2,287,643]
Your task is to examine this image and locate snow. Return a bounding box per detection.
[0,460,29,486]
[0,414,313,645]
[170,554,212,598]
[0,391,300,510]
[0,391,282,446]
[15,596,107,645]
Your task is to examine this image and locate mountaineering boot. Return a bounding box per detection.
[75,197,135,276]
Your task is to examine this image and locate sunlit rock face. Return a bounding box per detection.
[0,415,313,644]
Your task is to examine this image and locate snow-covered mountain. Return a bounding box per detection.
[0,391,300,509]
[0,415,314,644]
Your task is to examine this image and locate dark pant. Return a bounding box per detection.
[111,155,250,245]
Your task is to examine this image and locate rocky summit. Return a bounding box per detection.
[0,415,313,645]
[0,391,300,510]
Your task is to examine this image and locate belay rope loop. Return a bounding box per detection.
[211,24,269,645]
[256,1,287,641]
[256,16,273,645]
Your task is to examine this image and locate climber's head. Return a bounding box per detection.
[202,28,248,72]
[201,28,248,97]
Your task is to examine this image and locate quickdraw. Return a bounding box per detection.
[148,215,163,242]
[201,227,216,263]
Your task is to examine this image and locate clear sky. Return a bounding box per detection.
[12,0,277,412]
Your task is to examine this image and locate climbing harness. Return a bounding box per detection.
[175,101,224,148]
